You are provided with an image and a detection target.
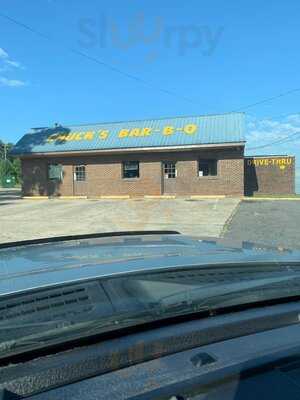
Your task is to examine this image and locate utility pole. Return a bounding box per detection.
[4,143,7,161]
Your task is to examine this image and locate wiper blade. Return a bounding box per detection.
[0,310,158,359]
[2,274,300,361]
[156,274,300,315]
[0,320,68,330]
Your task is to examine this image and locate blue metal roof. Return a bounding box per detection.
[11,113,245,155]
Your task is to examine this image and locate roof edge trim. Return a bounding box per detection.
[15,142,246,158]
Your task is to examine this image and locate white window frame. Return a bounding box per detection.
[163,162,177,179]
[74,165,86,182]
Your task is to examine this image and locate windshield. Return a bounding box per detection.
[0,0,300,367]
[1,262,300,360]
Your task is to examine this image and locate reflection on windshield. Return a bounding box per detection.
[1,263,300,359]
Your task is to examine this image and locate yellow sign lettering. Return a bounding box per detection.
[163,126,175,136]
[129,128,141,137]
[183,124,197,134]
[47,134,59,143]
[84,131,94,140]
[46,122,199,143]
[74,132,82,141]
[247,157,293,168]
[119,129,129,138]
[141,127,152,136]
[64,133,76,141]
[99,130,109,140]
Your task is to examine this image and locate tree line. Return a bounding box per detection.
[0,141,21,185]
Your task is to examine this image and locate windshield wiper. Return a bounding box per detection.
[0,320,68,330]
[0,309,157,359]
[155,274,300,317]
[2,274,300,361]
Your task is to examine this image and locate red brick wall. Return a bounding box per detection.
[244,156,295,195]
[21,147,245,197]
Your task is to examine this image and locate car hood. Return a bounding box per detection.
[0,233,299,297]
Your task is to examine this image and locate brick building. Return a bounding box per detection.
[11,113,295,197]
[245,155,295,195]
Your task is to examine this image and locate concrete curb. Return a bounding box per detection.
[21,195,233,200]
[98,195,130,199]
[22,196,48,200]
[144,195,176,199]
[59,196,88,200]
[22,196,88,200]
[190,195,226,199]
[243,197,300,201]
[20,195,300,201]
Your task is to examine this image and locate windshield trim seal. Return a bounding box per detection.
[0,230,180,249]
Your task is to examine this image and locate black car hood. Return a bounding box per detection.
[0,233,298,297]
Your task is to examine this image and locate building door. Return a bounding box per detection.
[73,165,87,196]
[162,162,177,194]
[47,163,63,197]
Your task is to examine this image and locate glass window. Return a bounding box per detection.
[198,160,217,177]
[163,162,177,178]
[48,164,62,181]
[123,161,139,179]
[74,165,86,181]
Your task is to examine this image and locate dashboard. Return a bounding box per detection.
[2,301,300,399]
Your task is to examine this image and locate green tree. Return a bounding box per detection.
[11,158,21,184]
[0,140,21,185]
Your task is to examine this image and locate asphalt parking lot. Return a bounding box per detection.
[1,189,299,249]
[0,189,239,244]
[223,200,300,250]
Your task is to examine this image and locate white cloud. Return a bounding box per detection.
[0,47,22,69]
[0,47,26,88]
[0,48,9,59]
[0,77,26,87]
[246,116,300,153]
[286,114,300,124]
[6,59,22,68]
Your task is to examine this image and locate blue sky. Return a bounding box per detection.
[0,0,300,191]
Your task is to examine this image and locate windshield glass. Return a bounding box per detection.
[0,0,300,366]
[1,262,300,360]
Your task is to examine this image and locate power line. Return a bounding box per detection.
[3,12,300,115]
[247,130,300,150]
[4,12,300,159]
[0,12,195,104]
[232,88,300,113]
[248,111,300,121]
[3,11,300,155]
[267,111,300,120]
[246,110,300,150]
